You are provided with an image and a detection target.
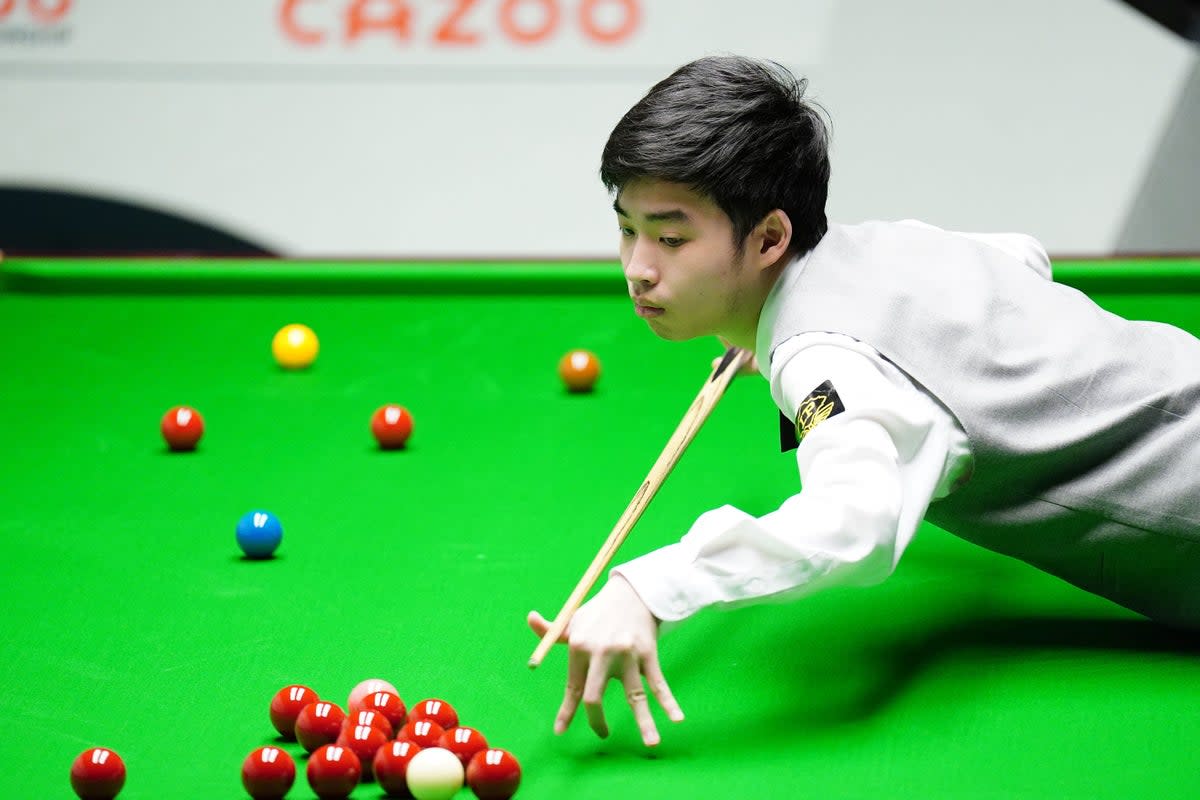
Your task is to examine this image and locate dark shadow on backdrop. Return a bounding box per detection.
[1121,0,1200,41]
[0,186,276,256]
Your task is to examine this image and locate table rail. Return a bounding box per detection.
[2,257,1199,295]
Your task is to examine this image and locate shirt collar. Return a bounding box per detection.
[754,247,812,378]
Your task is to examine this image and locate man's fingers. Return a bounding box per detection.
[554,690,580,735]
[581,651,613,739]
[641,651,684,723]
[527,610,568,643]
[536,580,682,745]
[622,658,661,747]
[555,642,590,735]
[531,608,581,736]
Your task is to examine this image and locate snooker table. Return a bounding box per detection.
[2,256,1200,800]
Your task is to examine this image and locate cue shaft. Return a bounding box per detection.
[528,346,754,668]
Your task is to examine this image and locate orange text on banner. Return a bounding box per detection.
[278,0,640,48]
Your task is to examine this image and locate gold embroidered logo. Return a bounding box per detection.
[794,380,845,442]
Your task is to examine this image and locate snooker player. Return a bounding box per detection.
[528,55,1200,747]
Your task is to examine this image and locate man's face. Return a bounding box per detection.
[614,179,750,341]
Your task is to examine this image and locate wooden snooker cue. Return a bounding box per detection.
[528,346,754,668]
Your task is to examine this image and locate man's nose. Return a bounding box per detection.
[623,240,658,288]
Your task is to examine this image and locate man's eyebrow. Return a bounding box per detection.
[612,200,692,223]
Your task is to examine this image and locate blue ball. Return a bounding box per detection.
[236,510,283,559]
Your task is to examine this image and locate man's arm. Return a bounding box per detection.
[530,335,969,746]
[614,338,957,619]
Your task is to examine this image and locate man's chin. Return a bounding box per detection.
[643,318,697,342]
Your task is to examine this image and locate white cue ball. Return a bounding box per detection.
[406,747,465,800]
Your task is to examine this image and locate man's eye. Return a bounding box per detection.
[661,237,685,248]
[619,226,635,238]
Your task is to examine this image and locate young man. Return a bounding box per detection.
[528,55,1200,747]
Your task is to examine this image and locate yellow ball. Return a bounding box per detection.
[272,323,319,369]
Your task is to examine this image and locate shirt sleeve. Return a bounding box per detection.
[611,337,962,623]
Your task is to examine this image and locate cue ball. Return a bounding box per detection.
[69,747,126,800]
[241,746,295,800]
[371,404,414,449]
[558,349,600,392]
[405,747,465,800]
[236,510,283,559]
[160,405,204,451]
[466,748,522,800]
[272,323,319,369]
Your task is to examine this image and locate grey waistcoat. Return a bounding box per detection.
[767,221,1200,626]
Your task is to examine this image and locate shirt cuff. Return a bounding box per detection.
[610,542,712,623]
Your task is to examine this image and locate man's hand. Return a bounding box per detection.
[527,575,684,747]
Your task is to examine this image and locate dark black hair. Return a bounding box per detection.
[600,55,830,256]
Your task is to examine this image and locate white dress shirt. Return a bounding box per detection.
[611,221,1052,623]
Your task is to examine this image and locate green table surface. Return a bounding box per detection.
[2,257,1200,800]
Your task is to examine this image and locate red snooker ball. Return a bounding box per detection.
[295,701,346,753]
[241,746,295,800]
[306,744,361,800]
[269,684,318,739]
[438,726,489,766]
[371,404,413,449]
[336,723,389,778]
[466,748,522,800]
[352,689,407,731]
[398,718,446,748]
[409,698,458,730]
[373,739,422,797]
[347,678,398,712]
[70,747,126,800]
[160,405,204,451]
[345,708,394,739]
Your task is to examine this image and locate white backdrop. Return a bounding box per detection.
[0,0,1194,256]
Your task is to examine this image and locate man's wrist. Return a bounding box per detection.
[610,545,706,623]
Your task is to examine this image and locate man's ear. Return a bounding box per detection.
[752,209,793,269]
